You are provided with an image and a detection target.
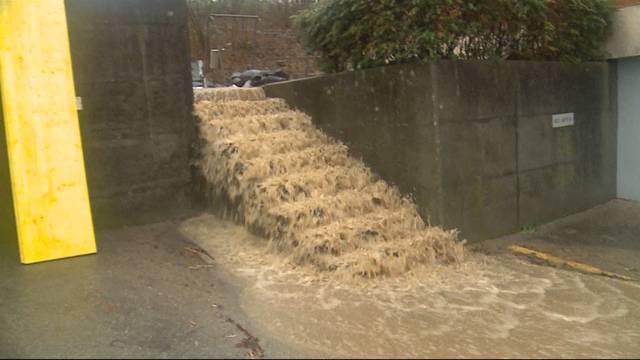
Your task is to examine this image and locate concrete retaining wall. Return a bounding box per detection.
[65,0,194,228]
[264,61,617,241]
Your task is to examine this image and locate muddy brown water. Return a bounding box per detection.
[194,87,462,278]
[180,214,640,358]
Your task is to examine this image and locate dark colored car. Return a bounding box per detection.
[230,69,289,87]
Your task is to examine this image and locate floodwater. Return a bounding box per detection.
[193,87,462,277]
[180,214,640,358]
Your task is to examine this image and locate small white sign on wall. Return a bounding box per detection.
[75,96,83,111]
[552,112,574,128]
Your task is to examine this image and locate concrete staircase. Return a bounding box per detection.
[194,87,463,277]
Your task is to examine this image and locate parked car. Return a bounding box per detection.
[230,69,289,87]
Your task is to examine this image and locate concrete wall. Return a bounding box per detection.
[264,61,617,241]
[65,0,194,228]
[617,57,640,201]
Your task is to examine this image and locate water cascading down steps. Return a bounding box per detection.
[194,87,463,277]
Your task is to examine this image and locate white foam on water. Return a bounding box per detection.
[188,88,640,357]
[179,214,640,358]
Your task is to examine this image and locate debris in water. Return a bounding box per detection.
[194,87,464,277]
[224,315,264,358]
[184,245,215,262]
[509,244,633,281]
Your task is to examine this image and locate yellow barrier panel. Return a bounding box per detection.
[0,0,97,263]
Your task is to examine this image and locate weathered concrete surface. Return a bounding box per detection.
[0,218,297,358]
[515,62,617,226]
[264,61,617,241]
[65,0,195,228]
[434,61,519,238]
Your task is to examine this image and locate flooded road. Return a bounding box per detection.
[180,214,640,358]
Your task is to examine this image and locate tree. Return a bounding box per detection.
[294,0,612,73]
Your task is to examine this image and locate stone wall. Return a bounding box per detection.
[65,0,194,228]
[264,61,617,241]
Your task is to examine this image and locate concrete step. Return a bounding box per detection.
[224,129,329,161]
[259,183,407,239]
[195,98,290,120]
[292,208,424,255]
[193,87,265,103]
[251,164,373,206]
[236,143,352,180]
[209,111,312,137]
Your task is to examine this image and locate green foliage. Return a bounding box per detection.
[294,0,612,72]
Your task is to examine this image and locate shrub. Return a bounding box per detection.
[294,0,612,72]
